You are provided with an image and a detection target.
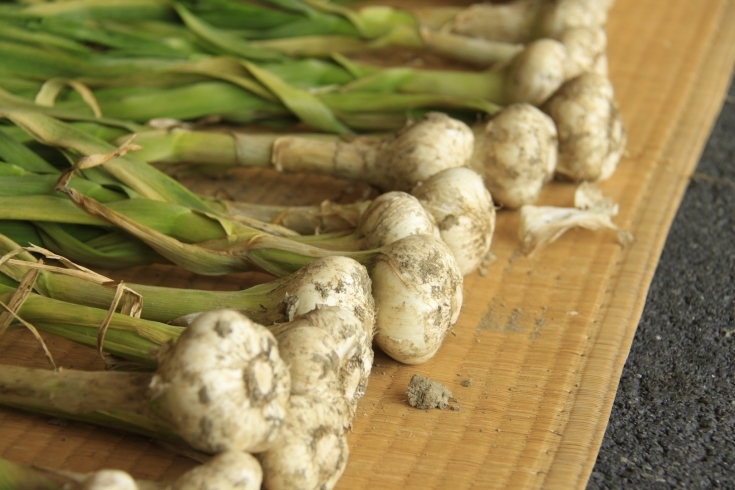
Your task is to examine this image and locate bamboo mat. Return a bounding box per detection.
[2,0,735,488]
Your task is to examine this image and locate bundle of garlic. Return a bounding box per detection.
[2,187,463,367]
[131,112,475,193]
[519,182,633,253]
[0,307,369,490]
[0,310,291,455]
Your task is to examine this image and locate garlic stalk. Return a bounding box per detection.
[518,182,633,253]
[542,72,626,181]
[131,112,474,192]
[469,103,558,209]
[0,309,291,454]
[0,241,376,339]
[341,38,568,107]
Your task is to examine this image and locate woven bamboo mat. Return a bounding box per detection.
[2,0,735,488]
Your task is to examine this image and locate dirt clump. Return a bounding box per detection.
[406,374,453,410]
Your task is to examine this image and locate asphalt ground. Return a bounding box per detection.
[588,76,735,488]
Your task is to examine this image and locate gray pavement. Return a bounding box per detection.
[588,76,735,488]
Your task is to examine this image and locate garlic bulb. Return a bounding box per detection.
[543,72,626,181]
[504,38,569,105]
[557,26,608,78]
[412,167,496,275]
[269,306,373,423]
[170,452,262,490]
[357,191,440,249]
[79,470,138,490]
[371,234,463,364]
[470,103,558,209]
[259,393,349,490]
[272,112,474,192]
[535,0,615,39]
[245,256,375,338]
[274,326,342,399]
[450,0,543,44]
[149,309,290,453]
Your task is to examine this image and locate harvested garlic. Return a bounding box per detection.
[259,393,349,490]
[535,0,615,39]
[470,103,558,209]
[557,25,608,78]
[274,326,343,400]
[149,309,291,454]
[357,191,440,249]
[371,234,463,364]
[272,112,474,191]
[412,167,496,275]
[519,182,633,253]
[79,470,138,490]
[269,306,373,424]
[504,38,569,106]
[170,451,262,490]
[256,256,376,338]
[543,72,626,181]
[449,0,543,44]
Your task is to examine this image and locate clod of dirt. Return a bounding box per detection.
[406,374,453,410]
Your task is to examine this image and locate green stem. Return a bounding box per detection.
[0,457,63,490]
[0,365,151,414]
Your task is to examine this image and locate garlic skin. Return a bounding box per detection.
[412,167,496,275]
[371,234,463,364]
[357,191,440,249]
[470,103,558,209]
[149,309,290,454]
[80,470,138,490]
[519,182,633,253]
[259,393,349,490]
[543,73,626,181]
[170,452,262,490]
[504,38,569,106]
